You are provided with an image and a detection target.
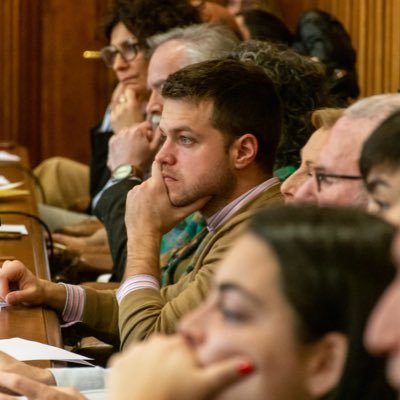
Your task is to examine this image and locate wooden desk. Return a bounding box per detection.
[0,146,62,368]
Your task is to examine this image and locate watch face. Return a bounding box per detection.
[113,164,133,180]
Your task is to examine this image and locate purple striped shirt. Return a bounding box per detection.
[206,177,280,232]
[60,283,86,326]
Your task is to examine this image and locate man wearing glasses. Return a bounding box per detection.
[294,94,400,207]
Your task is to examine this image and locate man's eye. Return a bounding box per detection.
[374,199,390,212]
[179,136,193,145]
[320,175,335,185]
[221,308,244,323]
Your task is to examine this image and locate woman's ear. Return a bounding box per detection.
[230,134,258,170]
[305,332,348,398]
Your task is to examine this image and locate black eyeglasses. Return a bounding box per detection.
[100,39,140,68]
[315,169,362,192]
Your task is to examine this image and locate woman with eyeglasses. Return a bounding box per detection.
[107,206,396,400]
[33,0,201,235]
[91,0,201,198]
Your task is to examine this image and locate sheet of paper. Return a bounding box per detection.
[17,390,106,400]
[0,181,23,191]
[0,300,10,308]
[0,151,20,162]
[0,224,28,235]
[0,176,10,185]
[0,338,93,364]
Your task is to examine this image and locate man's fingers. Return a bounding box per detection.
[125,87,136,104]
[0,372,44,399]
[150,161,164,186]
[149,127,162,150]
[5,289,31,305]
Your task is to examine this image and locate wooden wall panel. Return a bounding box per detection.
[40,0,113,165]
[280,0,400,97]
[0,0,112,167]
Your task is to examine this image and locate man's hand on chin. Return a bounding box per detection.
[125,161,210,236]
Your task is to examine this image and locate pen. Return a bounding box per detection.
[0,232,22,240]
[0,256,15,261]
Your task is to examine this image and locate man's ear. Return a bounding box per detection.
[305,332,348,398]
[230,134,258,170]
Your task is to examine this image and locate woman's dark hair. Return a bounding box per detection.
[292,9,360,105]
[249,205,396,400]
[103,0,201,46]
[360,109,400,180]
[237,9,293,45]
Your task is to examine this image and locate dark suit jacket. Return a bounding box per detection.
[94,179,140,281]
[89,125,113,210]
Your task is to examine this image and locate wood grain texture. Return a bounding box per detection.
[0,147,62,367]
[0,0,112,166]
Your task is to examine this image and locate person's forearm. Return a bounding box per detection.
[125,230,161,279]
[41,280,67,313]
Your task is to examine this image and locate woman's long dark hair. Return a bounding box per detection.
[249,205,396,400]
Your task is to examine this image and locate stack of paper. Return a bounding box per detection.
[0,338,93,365]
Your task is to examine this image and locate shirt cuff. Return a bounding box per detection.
[59,283,86,327]
[116,274,160,305]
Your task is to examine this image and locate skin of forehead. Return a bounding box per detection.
[317,116,380,173]
[148,40,191,83]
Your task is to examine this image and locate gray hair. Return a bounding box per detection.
[147,23,239,64]
[345,93,400,122]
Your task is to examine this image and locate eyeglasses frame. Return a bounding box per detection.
[100,39,141,68]
[314,169,363,192]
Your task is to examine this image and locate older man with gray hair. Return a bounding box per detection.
[294,93,400,206]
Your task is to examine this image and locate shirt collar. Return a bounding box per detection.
[206,177,280,232]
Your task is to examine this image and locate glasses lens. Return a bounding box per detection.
[100,46,117,67]
[100,40,139,68]
[120,41,139,62]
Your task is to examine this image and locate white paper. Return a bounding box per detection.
[0,181,23,191]
[0,176,10,185]
[17,390,106,400]
[0,224,28,235]
[0,338,93,364]
[0,151,20,162]
[0,300,10,308]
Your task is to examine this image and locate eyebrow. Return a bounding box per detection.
[111,37,136,47]
[150,79,165,91]
[366,177,390,193]
[160,125,195,136]
[218,282,262,306]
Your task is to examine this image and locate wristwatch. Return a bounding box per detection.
[111,164,142,181]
